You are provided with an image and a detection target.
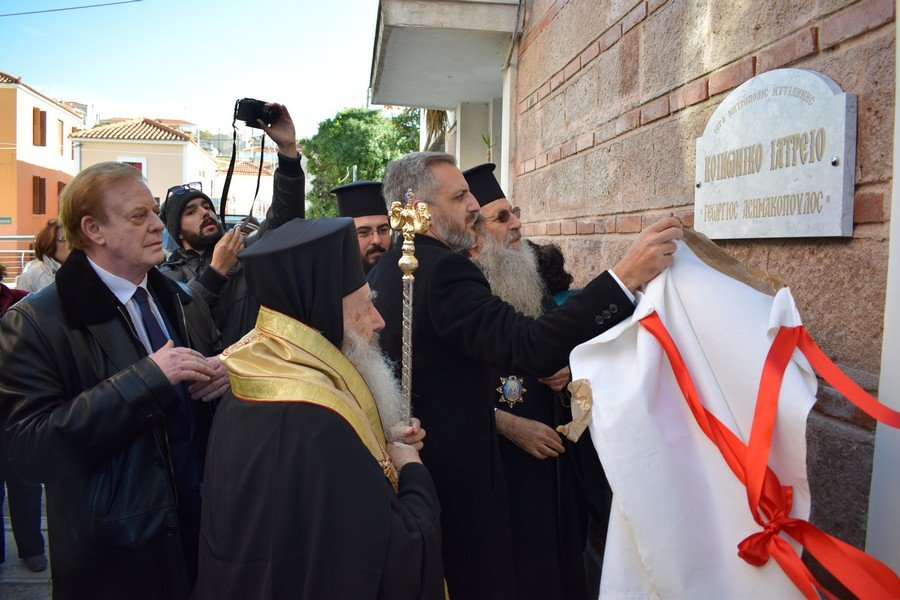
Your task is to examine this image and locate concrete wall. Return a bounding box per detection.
[511,0,895,585]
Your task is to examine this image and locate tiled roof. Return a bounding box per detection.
[71,118,192,141]
[216,158,274,176]
[0,70,84,118]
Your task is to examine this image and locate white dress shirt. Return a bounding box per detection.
[87,258,171,354]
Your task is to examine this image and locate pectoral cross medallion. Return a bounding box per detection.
[497,375,527,409]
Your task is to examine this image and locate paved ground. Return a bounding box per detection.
[1,488,51,599]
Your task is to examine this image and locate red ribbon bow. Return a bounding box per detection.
[639,312,900,599]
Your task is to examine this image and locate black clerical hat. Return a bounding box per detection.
[332,180,387,218]
[462,163,505,207]
[238,218,366,348]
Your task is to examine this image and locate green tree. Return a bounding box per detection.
[301,107,419,217]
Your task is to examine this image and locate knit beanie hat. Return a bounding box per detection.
[162,189,213,247]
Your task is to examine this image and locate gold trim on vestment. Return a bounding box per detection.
[221,307,398,489]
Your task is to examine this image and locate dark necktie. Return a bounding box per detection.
[133,287,169,352]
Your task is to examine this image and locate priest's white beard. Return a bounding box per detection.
[342,330,410,434]
[473,231,546,318]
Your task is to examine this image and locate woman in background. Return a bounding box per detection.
[16,218,69,292]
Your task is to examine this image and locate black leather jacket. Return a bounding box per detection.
[160,153,305,347]
[0,250,220,599]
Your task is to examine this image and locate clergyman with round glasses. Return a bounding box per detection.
[158,102,305,346]
[332,180,393,274]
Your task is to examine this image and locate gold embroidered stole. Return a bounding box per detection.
[221,307,398,489]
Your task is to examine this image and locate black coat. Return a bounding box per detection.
[160,155,305,346]
[196,396,444,600]
[0,250,220,600]
[368,235,633,600]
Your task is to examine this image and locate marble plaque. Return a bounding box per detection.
[694,69,856,239]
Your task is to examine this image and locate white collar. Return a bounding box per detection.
[86,256,149,306]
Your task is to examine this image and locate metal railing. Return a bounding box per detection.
[1,235,36,284]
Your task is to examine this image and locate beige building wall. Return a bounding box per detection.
[77,140,186,201]
[511,0,894,585]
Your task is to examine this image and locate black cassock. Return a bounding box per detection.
[494,296,595,600]
[195,394,444,600]
[368,235,633,600]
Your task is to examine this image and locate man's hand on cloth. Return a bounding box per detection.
[612,216,684,293]
[187,355,231,402]
[496,410,565,460]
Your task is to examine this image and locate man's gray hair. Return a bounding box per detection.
[383,151,456,206]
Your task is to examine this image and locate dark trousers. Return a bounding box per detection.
[0,441,45,561]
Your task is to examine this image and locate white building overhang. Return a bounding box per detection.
[370,0,519,109]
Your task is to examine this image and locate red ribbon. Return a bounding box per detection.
[639,312,900,599]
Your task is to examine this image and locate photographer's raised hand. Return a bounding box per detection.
[209,226,243,276]
[259,103,298,158]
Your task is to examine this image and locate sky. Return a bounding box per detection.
[0,0,382,138]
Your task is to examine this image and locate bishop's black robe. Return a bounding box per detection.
[493,296,594,600]
[368,234,633,600]
[195,308,444,600]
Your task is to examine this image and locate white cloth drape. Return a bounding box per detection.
[571,242,816,599]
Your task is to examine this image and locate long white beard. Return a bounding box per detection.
[341,330,409,435]
[473,232,546,318]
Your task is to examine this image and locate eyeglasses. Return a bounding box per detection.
[356,224,392,239]
[483,206,521,224]
[166,181,202,201]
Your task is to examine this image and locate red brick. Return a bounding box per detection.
[537,81,552,101]
[527,93,538,109]
[675,209,695,228]
[616,215,642,233]
[522,223,536,237]
[641,213,671,228]
[561,139,577,158]
[531,221,548,236]
[599,24,622,52]
[649,0,667,13]
[594,219,608,234]
[535,153,548,169]
[670,78,709,111]
[622,2,648,34]
[547,146,561,163]
[594,121,617,146]
[580,42,600,67]
[576,132,595,153]
[564,56,581,81]
[523,158,536,173]
[640,95,670,125]
[820,0,894,49]
[853,190,885,223]
[709,57,756,96]
[546,221,562,235]
[518,99,529,115]
[757,28,818,73]
[576,220,594,234]
[560,220,577,235]
[615,109,640,135]
[550,71,566,91]
[604,218,617,233]
[516,163,525,176]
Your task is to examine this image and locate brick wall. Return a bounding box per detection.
[510,0,895,585]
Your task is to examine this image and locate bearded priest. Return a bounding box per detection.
[195,218,444,600]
